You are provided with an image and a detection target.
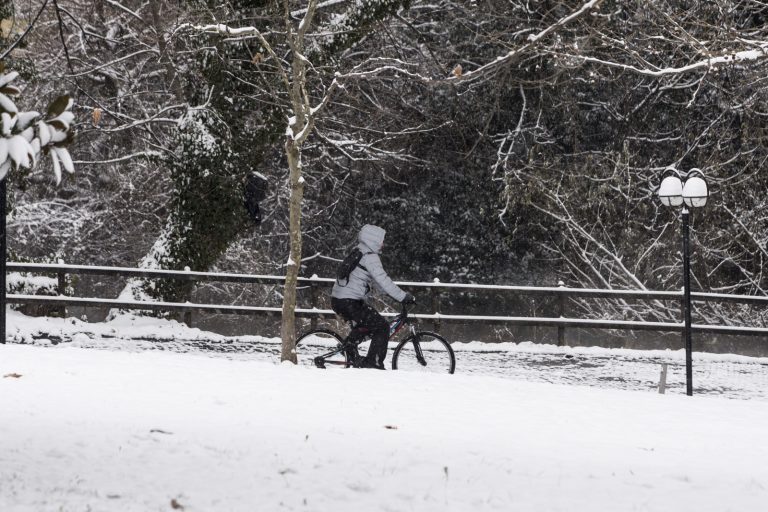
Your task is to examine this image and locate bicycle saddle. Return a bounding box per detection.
[350,325,371,335]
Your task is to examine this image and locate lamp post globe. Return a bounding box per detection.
[682,173,708,208]
[658,175,684,207]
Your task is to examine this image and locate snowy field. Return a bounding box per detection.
[6,310,768,400]
[2,311,768,511]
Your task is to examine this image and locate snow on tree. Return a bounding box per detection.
[8,0,768,336]
[444,0,768,326]
[182,0,416,361]
[0,68,75,183]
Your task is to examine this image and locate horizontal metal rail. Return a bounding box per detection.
[7,262,768,305]
[8,294,768,337]
[7,263,768,339]
[7,262,290,285]
[7,294,320,318]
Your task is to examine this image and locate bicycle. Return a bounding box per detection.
[294,304,456,374]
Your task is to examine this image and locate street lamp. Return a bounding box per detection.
[657,167,709,396]
[1,177,5,344]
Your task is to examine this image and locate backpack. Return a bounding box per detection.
[336,248,371,286]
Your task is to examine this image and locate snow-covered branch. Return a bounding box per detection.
[452,0,604,83]
[570,44,768,76]
[290,0,346,18]
[65,49,160,78]
[340,64,433,83]
[93,101,195,133]
[104,0,143,21]
[73,151,162,165]
[179,23,292,94]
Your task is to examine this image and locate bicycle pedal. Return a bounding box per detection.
[313,357,326,369]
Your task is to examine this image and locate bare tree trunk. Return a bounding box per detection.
[280,141,304,363]
[156,0,408,363]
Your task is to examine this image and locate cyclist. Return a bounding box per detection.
[331,224,415,369]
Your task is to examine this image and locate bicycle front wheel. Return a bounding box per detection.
[294,329,350,369]
[392,331,455,374]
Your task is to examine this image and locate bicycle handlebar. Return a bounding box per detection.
[399,302,415,322]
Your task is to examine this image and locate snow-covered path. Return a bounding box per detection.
[2,343,768,512]
[25,334,768,400]
[6,309,768,400]
[158,338,768,400]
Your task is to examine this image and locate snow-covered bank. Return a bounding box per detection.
[7,309,768,400]
[1,344,767,512]
[5,308,257,345]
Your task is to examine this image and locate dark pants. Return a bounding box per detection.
[331,298,389,364]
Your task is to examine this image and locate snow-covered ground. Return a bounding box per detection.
[2,310,768,511]
[3,342,768,512]
[6,310,768,400]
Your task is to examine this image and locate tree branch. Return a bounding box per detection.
[568,44,768,77]
[0,0,49,61]
[451,0,604,83]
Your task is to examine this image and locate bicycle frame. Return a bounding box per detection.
[387,310,412,338]
[388,307,428,366]
[314,305,418,368]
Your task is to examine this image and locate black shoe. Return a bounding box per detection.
[353,356,382,369]
[313,356,326,369]
[344,347,358,362]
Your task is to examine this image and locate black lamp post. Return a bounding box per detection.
[1,176,4,344]
[658,167,709,396]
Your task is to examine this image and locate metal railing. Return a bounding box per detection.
[5,262,768,341]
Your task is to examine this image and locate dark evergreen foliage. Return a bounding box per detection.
[7,0,768,328]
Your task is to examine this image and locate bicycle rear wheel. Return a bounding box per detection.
[392,331,455,374]
[294,329,350,369]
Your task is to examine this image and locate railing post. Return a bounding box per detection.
[57,258,67,319]
[431,278,441,332]
[310,274,319,330]
[183,266,193,327]
[557,280,566,346]
[658,363,668,394]
[183,308,193,327]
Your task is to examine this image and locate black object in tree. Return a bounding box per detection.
[243,171,268,224]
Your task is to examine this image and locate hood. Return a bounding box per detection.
[358,224,386,253]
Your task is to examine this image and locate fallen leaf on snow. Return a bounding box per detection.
[3,373,22,378]
[170,498,184,510]
[384,425,398,430]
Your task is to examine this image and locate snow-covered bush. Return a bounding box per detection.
[7,272,58,296]
[7,262,72,317]
[0,68,76,183]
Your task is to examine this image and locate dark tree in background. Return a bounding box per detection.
[6,0,768,330]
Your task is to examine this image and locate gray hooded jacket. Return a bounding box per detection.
[331,224,407,302]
